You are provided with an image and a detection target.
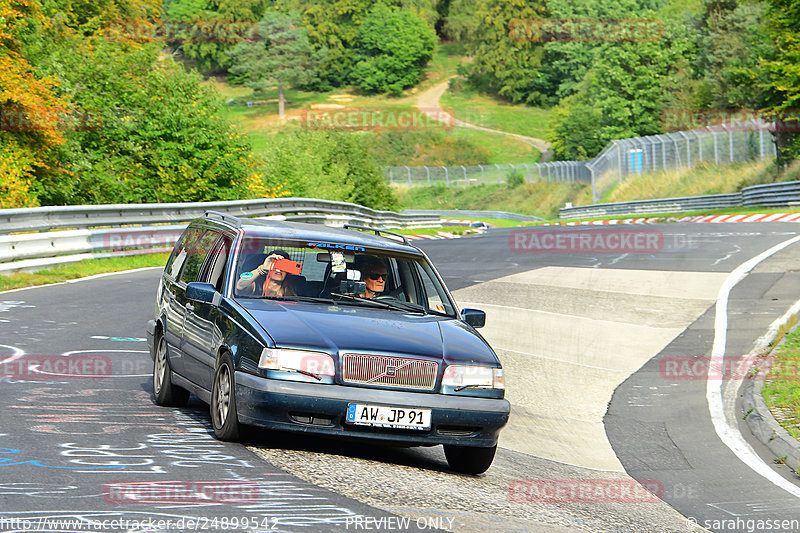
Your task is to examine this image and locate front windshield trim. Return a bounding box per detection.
[231,236,457,317]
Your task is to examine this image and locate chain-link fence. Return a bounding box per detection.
[385,119,778,202]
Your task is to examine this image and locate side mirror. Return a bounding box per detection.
[461,308,486,328]
[186,282,217,305]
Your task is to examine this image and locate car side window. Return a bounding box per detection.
[202,235,231,293]
[179,230,219,284]
[417,263,454,315]
[166,227,203,280]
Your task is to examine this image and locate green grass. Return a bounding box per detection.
[418,42,466,90]
[762,323,800,441]
[451,128,540,164]
[395,180,588,220]
[395,156,800,222]
[599,159,780,204]
[440,83,552,141]
[0,253,170,293]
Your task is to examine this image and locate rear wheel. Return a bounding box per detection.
[211,352,240,441]
[443,444,497,475]
[153,334,189,407]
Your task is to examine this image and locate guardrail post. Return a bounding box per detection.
[679,132,691,168]
[711,127,719,164]
[461,165,467,186]
[426,166,431,185]
[405,166,411,185]
[479,164,484,184]
[724,123,733,162]
[694,131,703,162]
[443,166,449,187]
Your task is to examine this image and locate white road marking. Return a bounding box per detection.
[707,234,800,499]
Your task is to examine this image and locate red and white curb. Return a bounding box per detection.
[406,232,462,241]
[546,212,800,226]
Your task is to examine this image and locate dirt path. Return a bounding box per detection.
[416,78,552,156]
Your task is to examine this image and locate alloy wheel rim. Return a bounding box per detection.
[154,337,166,393]
[215,365,231,425]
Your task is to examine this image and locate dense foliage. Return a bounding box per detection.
[451,0,800,165]
[256,129,398,211]
[227,11,317,116]
[349,4,436,94]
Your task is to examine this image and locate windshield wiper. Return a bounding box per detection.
[280,295,336,304]
[330,293,425,314]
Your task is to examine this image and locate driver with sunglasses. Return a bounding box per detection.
[358,257,388,299]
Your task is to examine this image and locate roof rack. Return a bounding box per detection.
[343,224,411,246]
[204,210,242,228]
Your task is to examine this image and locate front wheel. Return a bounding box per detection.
[153,334,189,407]
[211,352,240,441]
[443,444,497,475]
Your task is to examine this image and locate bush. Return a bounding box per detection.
[254,129,398,211]
[506,168,525,187]
[30,38,256,205]
[350,4,436,94]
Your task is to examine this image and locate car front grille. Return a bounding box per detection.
[341,354,438,391]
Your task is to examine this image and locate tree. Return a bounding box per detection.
[695,0,768,109]
[227,10,315,118]
[759,0,800,166]
[255,129,398,210]
[164,0,269,74]
[547,20,697,160]
[460,0,547,104]
[0,0,68,207]
[349,3,436,94]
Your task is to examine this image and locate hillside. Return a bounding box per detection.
[395,159,799,220]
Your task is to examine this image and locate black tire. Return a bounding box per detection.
[211,352,240,441]
[153,334,190,407]
[443,444,497,475]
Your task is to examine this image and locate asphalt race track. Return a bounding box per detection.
[1,221,799,532]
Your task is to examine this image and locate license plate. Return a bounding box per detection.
[346,403,431,430]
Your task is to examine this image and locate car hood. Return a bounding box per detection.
[238,299,498,366]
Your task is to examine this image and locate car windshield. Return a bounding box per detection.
[231,236,457,317]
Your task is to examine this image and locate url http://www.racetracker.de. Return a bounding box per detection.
[0,515,281,531]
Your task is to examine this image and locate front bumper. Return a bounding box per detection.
[235,371,510,448]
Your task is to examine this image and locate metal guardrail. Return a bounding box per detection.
[0,199,442,274]
[0,197,441,234]
[402,209,544,222]
[559,181,800,219]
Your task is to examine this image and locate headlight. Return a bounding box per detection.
[258,348,335,379]
[442,365,504,390]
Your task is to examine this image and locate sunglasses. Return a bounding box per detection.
[367,272,387,280]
